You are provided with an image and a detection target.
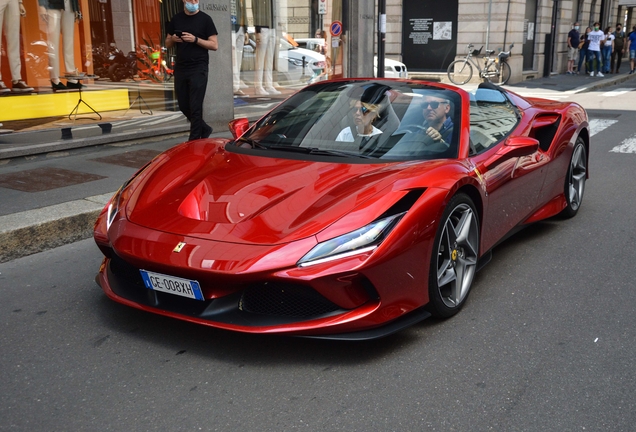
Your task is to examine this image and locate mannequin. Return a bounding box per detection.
[38,0,81,90]
[0,0,34,92]
[231,0,248,95]
[252,0,280,95]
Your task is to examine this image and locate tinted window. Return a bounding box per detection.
[469,88,519,155]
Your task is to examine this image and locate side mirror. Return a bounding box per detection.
[502,136,539,157]
[228,118,250,139]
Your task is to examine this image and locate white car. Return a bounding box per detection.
[375,57,408,78]
[295,38,408,78]
[241,30,325,85]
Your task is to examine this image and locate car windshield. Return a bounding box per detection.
[232,80,461,162]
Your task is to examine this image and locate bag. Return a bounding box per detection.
[578,39,585,49]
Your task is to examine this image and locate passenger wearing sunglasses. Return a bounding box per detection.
[335,100,383,144]
[418,96,454,145]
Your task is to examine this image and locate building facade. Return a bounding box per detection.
[383,0,635,82]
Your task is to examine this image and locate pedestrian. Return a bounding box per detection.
[577,27,592,75]
[601,26,614,74]
[611,24,626,73]
[166,0,218,141]
[567,22,580,74]
[587,22,604,77]
[627,26,636,74]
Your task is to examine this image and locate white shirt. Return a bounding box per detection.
[604,33,615,47]
[587,30,605,51]
[335,126,383,142]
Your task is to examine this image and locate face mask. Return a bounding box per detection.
[594,27,599,31]
[185,2,199,12]
[574,26,580,30]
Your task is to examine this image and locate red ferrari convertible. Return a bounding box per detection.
[94,79,589,339]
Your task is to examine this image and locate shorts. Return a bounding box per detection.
[568,47,578,60]
[631,50,636,59]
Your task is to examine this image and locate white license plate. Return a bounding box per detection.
[139,270,204,301]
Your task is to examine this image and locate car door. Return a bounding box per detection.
[467,88,547,251]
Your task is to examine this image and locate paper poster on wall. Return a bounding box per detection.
[433,22,452,40]
[527,23,535,40]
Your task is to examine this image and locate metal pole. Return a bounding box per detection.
[486,0,493,51]
[377,0,386,77]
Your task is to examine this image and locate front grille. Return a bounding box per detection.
[240,283,341,318]
[105,255,346,325]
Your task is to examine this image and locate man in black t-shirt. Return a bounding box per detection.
[166,0,218,140]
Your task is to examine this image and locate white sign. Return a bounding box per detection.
[318,0,327,15]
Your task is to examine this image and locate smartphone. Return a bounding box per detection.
[175,30,183,37]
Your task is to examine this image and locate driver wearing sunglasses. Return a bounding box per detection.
[419,96,454,145]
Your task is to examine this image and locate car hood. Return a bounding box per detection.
[126,141,413,245]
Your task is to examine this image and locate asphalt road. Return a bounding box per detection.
[2,85,636,430]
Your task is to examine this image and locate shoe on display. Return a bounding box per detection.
[11,80,34,93]
[66,81,84,90]
[265,87,281,95]
[0,81,10,93]
[51,80,68,91]
[254,87,269,96]
[233,89,245,96]
[597,72,604,77]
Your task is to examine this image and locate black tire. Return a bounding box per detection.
[427,193,480,318]
[559,137,587,218]
[484,61,511,85]
[447,60,473,85]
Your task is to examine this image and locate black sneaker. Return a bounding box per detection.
[66,81,84,90]
[51,81,67,91]
[202,124,213,138]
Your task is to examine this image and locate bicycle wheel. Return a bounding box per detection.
[447,60,474,85]
[484,61,511,85]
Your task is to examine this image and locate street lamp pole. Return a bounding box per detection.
[377,0,386,77]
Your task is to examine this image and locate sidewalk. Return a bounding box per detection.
[504,69,636,93]
[1,72,634,262]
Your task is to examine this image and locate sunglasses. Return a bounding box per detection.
[354,106,371,115]
[421,101,448,109]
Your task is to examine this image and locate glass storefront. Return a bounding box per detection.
[0,0,346,133]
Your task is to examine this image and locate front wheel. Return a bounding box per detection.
[559,137,587,218]
[427,193,480,318]
[484,61,511,85]
[447,60,474,85]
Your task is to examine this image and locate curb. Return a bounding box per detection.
[0,124,190,161]
[0,193,113,263]
[570,72,636,93]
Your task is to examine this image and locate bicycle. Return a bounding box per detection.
[447,43,514,85]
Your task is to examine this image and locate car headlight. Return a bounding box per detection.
[288,58,304,66]
[297,213,405,267]
[106,160,153,230]
[106,185,126,230]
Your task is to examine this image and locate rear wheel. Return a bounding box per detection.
[559,137,587,218]
[427,193,480,318]
[447,60,473,85]
[485,61,511,85]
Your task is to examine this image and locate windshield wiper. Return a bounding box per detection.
[268,145,373,159]
[308,148,373,159]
